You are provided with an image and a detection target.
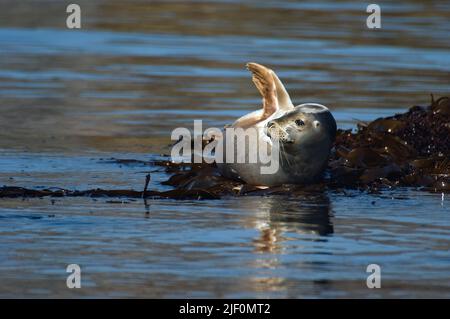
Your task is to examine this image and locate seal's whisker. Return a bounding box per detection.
[279,140,293,169]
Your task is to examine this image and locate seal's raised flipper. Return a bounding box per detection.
[271,70,294,111]
[248,62,294,111]
[232,63,279,128]
[231,63,294,128]
[247,62,278,118]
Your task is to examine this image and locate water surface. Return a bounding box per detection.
[0,0,449,298]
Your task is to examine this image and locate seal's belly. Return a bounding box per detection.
[216,131,326,186]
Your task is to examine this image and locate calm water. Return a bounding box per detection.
[0,0,449,298]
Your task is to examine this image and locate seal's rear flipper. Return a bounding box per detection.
[271,71,294,111]
[232,63,294,128]
[247,62,278,116]
[247,62,294,111]
[232,63,277,128]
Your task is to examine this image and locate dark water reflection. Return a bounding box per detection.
[265,195,334,239]
[0,0,449,297]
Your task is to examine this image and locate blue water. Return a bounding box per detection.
[0,0,449,298]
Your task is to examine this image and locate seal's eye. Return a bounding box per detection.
[295,119,305,126]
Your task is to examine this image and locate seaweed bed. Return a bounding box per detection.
[1,96,449,200]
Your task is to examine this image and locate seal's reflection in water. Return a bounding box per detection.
[252,193,333,253]
[238,193,334,295]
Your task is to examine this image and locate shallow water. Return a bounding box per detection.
[0,0,449,298]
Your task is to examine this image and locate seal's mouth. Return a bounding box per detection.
[264,122,294,144]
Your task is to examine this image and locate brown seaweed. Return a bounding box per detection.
[0,186,219,200]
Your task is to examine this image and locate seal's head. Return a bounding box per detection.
[262,103,336,184]
[265,103,336,151]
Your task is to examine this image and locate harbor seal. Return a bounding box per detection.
[216,62,336,186]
